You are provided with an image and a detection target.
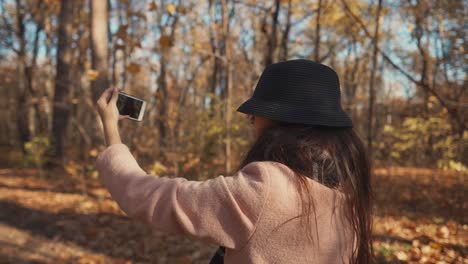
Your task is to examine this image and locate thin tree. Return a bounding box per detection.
[314,0,323,61]
[280,0,292,60]
[209,0,221,99]
[221,0,233,173]
[264,0,280,66]
[367,0,383,159]
[52,0,74,157]
[90,0,109,102]
[156,2,180,155]
[13,0,31,149]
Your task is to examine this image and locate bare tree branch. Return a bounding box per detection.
[340,0,463,112]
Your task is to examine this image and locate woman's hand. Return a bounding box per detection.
[97,87,127,146]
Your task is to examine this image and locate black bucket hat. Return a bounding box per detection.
[237,59,353,128]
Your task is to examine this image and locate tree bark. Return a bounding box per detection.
[314,0,323,61]
[89,0,109,148]
[366,0,383,159]
[209,0,220,98]
[90,0,109,102]
[280,0,292,60]
[52,0,74,157]
[14,0,30,150]
[156,7,179,156]
[221,0,232,173]
[264,0,280,66]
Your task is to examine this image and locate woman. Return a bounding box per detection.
[96,59,374,263]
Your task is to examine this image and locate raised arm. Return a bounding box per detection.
[95,144,271,249]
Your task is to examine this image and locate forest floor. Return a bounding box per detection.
[0,164,465,264]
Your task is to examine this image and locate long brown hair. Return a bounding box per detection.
[240,122,374,263]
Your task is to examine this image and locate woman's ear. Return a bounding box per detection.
[245,114,254,125]
[253,116,276,137]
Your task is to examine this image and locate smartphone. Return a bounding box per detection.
[116,92,147,121]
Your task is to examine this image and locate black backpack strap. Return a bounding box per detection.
[209,246,225,264]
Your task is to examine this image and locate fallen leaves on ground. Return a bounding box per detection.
[373,167,467,263]
[0,168,217,263]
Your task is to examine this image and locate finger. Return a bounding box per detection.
[119,115,129,120]
[97,87,114,105]
[110,88,119,105]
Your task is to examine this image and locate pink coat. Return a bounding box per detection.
[96,144,355,263]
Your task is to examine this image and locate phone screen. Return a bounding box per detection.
[117,93,144,119]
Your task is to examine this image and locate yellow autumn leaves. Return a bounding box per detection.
[87,69,100,81]
[148,1,181,16]
[87,63,140,79]
[87,2,188,80]
[167,4,176,15]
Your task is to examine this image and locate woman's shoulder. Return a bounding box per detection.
[240,160,294,174]
[238,161,299,190]
[241,161,345,197]
[240,161,309,183]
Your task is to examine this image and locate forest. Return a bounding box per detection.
[0,0,466,263]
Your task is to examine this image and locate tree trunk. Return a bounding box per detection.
[29,19,47,135]
[157,51,168,153]
[52,0,74,158]
[156,9,179,157]
[14,0,30,150]
[89,0,109,147]
[209,0,219,98]
[90,0,109,102]
[221,0,232,174]
[366,0,383,159]
[280,0,292,61]
[314,0,323,61]
[264,0,280,66]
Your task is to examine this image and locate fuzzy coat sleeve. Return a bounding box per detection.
[95,143,271,249]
